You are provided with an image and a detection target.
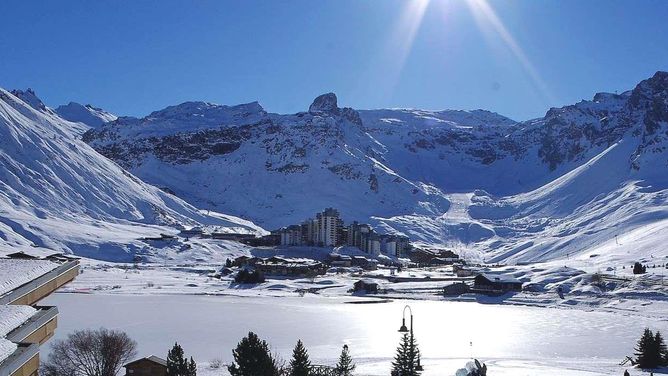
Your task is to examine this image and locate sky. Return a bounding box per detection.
[1,0,667,121]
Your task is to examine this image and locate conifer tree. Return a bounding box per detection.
[635,328,658,368]
[655,331,668,367]
[335,345,356,376]
[168,342,190,376]
[228,332,280,376]
[188,357,197,376]
[391,334,421,376]
[289,340,311,376]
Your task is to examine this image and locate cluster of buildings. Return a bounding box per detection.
[229,255,328,277]
[277,208,411,257]
[0,251,80,376]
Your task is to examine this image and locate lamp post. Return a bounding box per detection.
[398,305,423,372]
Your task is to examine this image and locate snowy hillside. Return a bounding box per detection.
[84,93,451,231]
[80,72,668,265]
[55,102,117,129]
[0,88,264,262]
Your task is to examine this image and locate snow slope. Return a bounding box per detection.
[77,72,668,264]
[0,88,264,261]
[55,102,117,129]
[84,93,451,231]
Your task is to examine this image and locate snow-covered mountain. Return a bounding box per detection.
[0,88,264,262]
[55,102,117,129]
[76,72,668,264]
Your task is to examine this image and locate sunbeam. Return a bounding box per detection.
[372,0,431,101]
[466,0,556,104]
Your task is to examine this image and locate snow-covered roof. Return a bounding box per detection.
[0,305,36,337]
[0,259,60,296]
[125,355,167,367]
[0,305,38,364]
[0,338,17,364]
[478,273,522,284]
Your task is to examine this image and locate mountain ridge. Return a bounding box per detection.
[10,71,668,265]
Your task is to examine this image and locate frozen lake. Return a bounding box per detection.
[43,294,666,375]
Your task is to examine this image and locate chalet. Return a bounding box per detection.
[254,257,327,277]
[328,254,352,267]
[231,256,262,267]
[410,249,460,265]
[453,264,475,277]
[241,234,280,247]
[0,256,79,376]
[353,279,379,294]
[351,256,378,270]
[473,273,523,293]
[443,282,470,296]
[123,355,167,376]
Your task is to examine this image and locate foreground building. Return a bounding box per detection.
[124,355,167,376]
[0,252,80,376]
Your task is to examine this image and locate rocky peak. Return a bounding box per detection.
[628,71,668,109]
[309,93,339,115]
[10,88,51,113]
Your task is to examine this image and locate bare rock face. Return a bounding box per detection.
[309,92,339,115]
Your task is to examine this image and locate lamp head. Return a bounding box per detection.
[398,317,409,333]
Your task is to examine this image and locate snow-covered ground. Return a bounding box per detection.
[43,293,667,376]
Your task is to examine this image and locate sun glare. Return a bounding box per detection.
[465,0,555,104]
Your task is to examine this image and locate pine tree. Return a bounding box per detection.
[335,345,355,376]
[188,357,197,376]
[168,342,189,376]
[655,331,668,367]
[228,332,280,376]
[391,334,421,376]
[635,328,658,368]
[289,340,311,376]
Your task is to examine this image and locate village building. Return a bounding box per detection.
[453,264,475,277]
[241,256,328,277]
[276,208,413,256]
[473,273,523,293]
[351,256,379,270]
[241,233,280,247]
[279,225,303,246]
[443,282,471,296]
[123,355,167,376]
[315,208,341,247]
[328,254,352,268]
[0,253,79,376]
[410,249,459,265]
[353,279,379,294]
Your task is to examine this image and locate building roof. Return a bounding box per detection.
[0,259,60,296]
[0,338,17,364]
[477,273,522,284]
[124,355,167,367]
[0,298,40,365]
[0,306,37,338]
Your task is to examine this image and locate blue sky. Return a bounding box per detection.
[1,0,667,121]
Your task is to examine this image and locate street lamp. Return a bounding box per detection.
[398,305,424,372]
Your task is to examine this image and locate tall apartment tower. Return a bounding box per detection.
[315,208,340,247]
